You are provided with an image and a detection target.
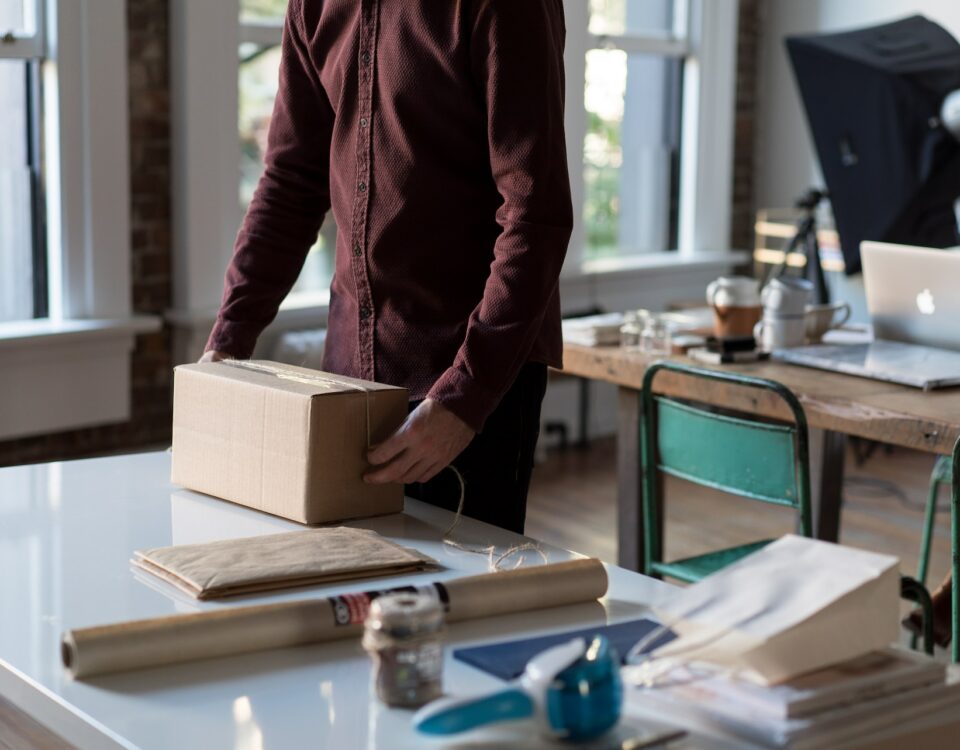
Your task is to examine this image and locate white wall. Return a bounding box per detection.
[755,0,960,210]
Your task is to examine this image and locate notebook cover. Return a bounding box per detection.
[453,618,675,681]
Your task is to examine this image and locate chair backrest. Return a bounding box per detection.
[951,436,960,662]
[641,361,813,565]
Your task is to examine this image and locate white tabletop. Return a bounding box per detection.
[0,451,692,750]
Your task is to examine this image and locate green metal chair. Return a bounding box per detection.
[911,453,952,654]
[953,437,959,662]
[916,454,954,599]
[640,361,813,583]
[640,361,936,656]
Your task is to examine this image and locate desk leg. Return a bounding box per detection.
[617,387,650,572]
[809,428,846,542]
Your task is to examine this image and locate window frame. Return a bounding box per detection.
[0,0,160,441]
[564,0,739,271]
[1,0,46,320]
[238,12,337,302]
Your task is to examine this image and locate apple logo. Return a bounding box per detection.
[917,288,936,315]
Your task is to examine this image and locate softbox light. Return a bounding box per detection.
[787,15,960,275]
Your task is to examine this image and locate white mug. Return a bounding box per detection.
[706,276,761,308]
[805,301,851,342]
[754,316,806,351]
[761,277,815,317]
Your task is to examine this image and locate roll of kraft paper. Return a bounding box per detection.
[63,558,607,679]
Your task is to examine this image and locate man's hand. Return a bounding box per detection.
[199,350,232,363]
[365,398,475,485]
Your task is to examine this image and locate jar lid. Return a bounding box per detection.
[365,592,444,639]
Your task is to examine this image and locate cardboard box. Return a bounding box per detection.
[171,360,408,524]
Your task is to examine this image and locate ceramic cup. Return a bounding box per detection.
[761,277,815,317]
[706,276,762,339]
[754,316,806,351]
[805,301,851,343]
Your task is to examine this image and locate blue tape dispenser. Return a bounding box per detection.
[413,635,623,742]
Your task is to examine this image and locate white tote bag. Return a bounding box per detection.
[649,535,900,685]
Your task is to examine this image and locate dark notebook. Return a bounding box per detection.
[453,618,676,681]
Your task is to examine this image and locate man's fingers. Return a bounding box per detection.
[367,429,410,465]
[364,449,420,484]
[397,459,431,485]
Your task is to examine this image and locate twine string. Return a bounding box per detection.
[441,465,547,572]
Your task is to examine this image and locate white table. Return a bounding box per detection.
[2,452,957,750]
[0,451,685,750]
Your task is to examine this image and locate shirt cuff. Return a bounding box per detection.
[426,366,501,434]
[204,319,261,360]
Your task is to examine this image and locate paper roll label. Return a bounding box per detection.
[329,583,451,626]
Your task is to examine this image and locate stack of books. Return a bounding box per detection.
[561,313,625,347]
[629,647,960,749]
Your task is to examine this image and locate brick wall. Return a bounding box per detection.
[730,0,760,253]
[0,0,173,467]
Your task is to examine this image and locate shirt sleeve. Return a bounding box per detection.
[426,0,572,431]
[206,0,334,358]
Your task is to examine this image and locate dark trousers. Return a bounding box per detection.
[405,363,548,534]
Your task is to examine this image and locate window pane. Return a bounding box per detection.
[0,60,36,322]
[589,0,678,38]
[240,0,288,25]
[583,50,683,259]
[0,0,36,35]
[239,43,334,295]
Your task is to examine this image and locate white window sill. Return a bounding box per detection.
[0,316,162,350]
[164,250,746,360]
[0,316,162,440]
[170,251,746,322]
[573,249,748,281]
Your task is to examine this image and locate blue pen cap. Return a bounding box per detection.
[545,635,622,742]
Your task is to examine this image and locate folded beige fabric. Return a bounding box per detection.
[132,527,439,600]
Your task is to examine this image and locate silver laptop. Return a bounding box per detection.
[774,242,960,390]
[864,241,960,349]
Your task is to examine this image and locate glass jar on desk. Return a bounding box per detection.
[639,313,671,355]
[620,311,642,349]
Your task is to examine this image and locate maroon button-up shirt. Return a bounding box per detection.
[207,0,572,431]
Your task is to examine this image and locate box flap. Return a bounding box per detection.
[174,360,404,399]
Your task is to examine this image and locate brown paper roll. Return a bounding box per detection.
[63,558,608,679]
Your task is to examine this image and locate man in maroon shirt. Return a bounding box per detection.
[202,0,572,533]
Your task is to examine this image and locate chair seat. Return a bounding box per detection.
[650,540,774,583]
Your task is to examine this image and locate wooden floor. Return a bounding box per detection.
[527,437,952,590]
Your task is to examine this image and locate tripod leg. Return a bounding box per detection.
[806,225,830,304]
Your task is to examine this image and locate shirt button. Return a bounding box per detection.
[352,244,362,257]
[360,117,369,128]
[360,306,372,320]
[361,51,371,64]
[358,182,367,193]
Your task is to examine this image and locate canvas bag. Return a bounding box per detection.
[649,535,900,685]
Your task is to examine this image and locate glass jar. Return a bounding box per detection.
[362,592,445,708]
[639,313,671,355]
[620,310,642,349]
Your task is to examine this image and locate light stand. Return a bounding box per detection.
[769,188,831,305]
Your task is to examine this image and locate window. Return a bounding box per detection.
[172,0,735,323]
[581,0,686,260]
[0,0,46,322]
[239,0,335,299]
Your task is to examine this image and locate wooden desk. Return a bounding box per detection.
[562,343,960,571]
